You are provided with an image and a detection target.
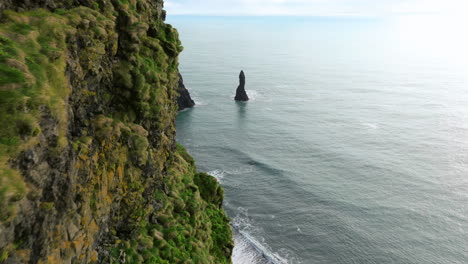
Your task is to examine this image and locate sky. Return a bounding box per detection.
[164,0,468,16]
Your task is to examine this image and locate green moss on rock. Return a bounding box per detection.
[0,1,233,263]
[104,144,233,264]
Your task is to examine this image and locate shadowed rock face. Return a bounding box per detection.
[235,70,249,101]
[177,72,195,111]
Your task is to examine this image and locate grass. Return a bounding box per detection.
[9,23,33,35]
[0,66,25,86]
[0,167,26,221]
[0,9,79,224]
[0,3,232,263]
[0,36,25,86]
[0,6,123,223]
[194,172,224,207]
[104,143,233,264]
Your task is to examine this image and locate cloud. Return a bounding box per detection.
[164,0,468,16]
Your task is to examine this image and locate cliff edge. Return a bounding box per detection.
[0,1,232,263]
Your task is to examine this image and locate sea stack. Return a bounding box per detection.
[234,70,249,101]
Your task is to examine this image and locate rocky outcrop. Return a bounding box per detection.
[0,0,166,20]
[0,1,233,263]
[234,70,249,101]
[176,72,195,111]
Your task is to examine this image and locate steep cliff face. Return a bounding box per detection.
[176,72,195,111]
[0,1,232,263]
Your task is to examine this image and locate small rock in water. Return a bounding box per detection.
[234,70,249,101]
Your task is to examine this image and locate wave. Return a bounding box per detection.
[189,92,208,107]
[207,169,225,182]
[208,166,256,184]
[232,228,278,264]
[199,146,300,263]
[362,122,379,129]
[201,145,289,175]
[231,209,292,264]
[246,90,259,101]
[193,99,208,107]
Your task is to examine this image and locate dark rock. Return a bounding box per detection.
[149,213,159,225]
[234,70,249,101]
[20,150,38,170]
[176,72,195,111]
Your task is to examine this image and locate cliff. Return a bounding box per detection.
[176,72,195,111]
[0,1,232,263]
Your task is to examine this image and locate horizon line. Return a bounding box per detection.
[166,12,444,18]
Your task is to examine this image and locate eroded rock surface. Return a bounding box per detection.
[234,70,249,101]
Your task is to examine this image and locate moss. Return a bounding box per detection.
[54,8,67,15]
[16,116,40,137]
[0,2,232,263]
[138,235,154,249]
[92,2,100,10]
[176,143,195,166]
[114,61,134,90]
[129,134,149,166]
[0,167,26,221]
[194,172,224,207]
[205,205,233,262]
[0,12,77,243]
[40,202,55,211]
[0,246,11,262]
[90,193,97,212]
[0,9,71,153]
[101,142,232,264]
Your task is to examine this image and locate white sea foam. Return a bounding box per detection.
[194,100,208,107]
[208,165,254,184]
[226,166,255,175]
[232,227,290,264]
[362,123,379,129]
[178,107,191,112]
[296,226,302,234]
[246,90,259,101]
[231,208,290,264]
[232,230,271,264]
[191,94,208,107]
[207,169,225,182]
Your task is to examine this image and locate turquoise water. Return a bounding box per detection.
[169,15,468,264]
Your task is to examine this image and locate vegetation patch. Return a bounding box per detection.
[0,2,233,263]
[105,144,233,264]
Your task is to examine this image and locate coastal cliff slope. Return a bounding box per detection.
[0,0,232,263]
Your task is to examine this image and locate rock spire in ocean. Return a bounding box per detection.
[234,70,249,101]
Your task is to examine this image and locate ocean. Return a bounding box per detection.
[168,15,468,264]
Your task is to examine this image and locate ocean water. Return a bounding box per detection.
[168,15,468,264]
